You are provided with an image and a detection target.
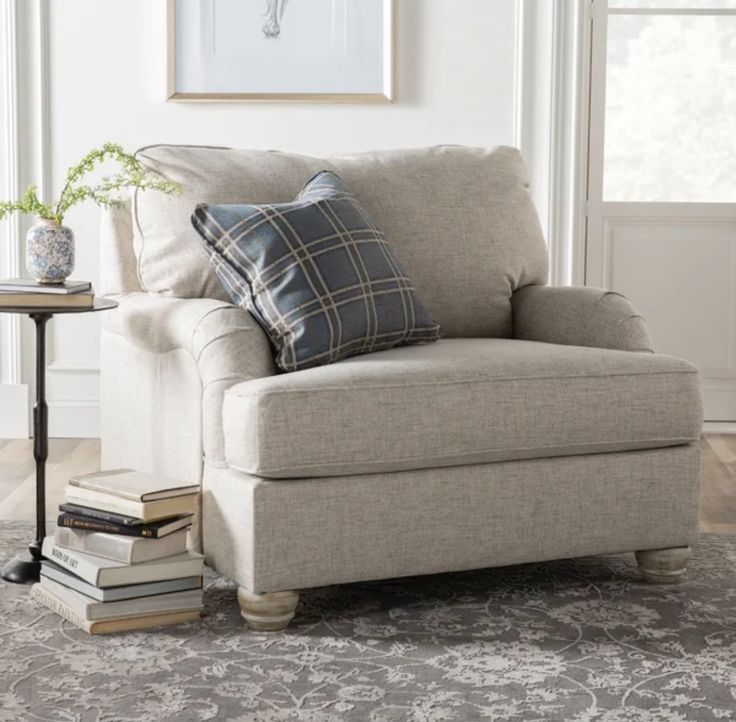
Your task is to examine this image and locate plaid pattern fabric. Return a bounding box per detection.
[191,171,440,372]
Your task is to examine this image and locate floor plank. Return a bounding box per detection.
[700,436,736,533]
[0,439,99,522]
[0,440,35,507]
[707,435,736,465]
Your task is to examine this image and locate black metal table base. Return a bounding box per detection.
[1,552,41,584]
[0,299,116,586]
[2,313,49,585]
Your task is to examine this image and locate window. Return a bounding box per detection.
[602,1,736,201]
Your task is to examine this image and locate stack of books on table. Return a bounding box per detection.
[31,469,204,635]
[0,278,94,308]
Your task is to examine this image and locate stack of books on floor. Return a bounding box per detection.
[0,278,94,307]
[31,468,204,635]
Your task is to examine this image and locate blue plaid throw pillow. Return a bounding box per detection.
[191,171,440,372]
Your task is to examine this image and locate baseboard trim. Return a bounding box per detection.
[0,384,29,437]
[47,400,100,438]
[703,422,736,435]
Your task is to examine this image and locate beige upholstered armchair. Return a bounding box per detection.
[100,145,702,630]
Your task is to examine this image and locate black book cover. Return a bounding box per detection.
[57,506,192,539]
[58,502,141,526]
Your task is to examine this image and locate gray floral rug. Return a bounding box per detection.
[1,522,736,722]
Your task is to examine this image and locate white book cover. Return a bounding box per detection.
[31,583,93,632]
[39,576,203,621]
[31,584,200,635]
[63,486,197,522]
[0,278,91,294]
[41,562,202,602]
[69,469,198,502]
[41,536,204,588]
[54,527,189,564]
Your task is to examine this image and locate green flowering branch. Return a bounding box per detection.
[0,186,55,222]
[0,143,180,225]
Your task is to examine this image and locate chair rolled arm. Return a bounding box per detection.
[512,285,654,353]
[103,292,276,465]
[103,292,275,380]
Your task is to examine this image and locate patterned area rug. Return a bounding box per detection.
[1,522,736,722]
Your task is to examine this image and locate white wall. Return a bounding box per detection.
[6,0,522,437]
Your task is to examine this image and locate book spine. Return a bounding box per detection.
[91,610,200,635]
[55,528,133,564]
[41,538,100,585]
[31,584,92,633]
[57,513,156,538]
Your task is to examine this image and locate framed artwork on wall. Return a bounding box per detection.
[167,0,394,102]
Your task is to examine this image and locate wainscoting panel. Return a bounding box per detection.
[46,361,100,438]
[587,205,736,421]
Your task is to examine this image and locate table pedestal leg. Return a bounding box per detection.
[2,313,50,584]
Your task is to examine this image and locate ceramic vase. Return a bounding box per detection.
[26,220,75,284]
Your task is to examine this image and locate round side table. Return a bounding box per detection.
[0,297,118,584]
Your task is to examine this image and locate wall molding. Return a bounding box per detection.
[35,0,51,205]
[0,384,28,437]
[0,0,55,438]
[1,0,23,386]
[46,361,100,438]
[514,0,591,287]
[38,0,100,438]
[703,422,736,435]
[0,0,29,437]
[47,400,100,438]
[47,361,101,374]
[548,0,591,287]
[514,0,553,231]
[512,1,526,150]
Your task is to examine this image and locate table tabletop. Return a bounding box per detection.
[0,297,118,315]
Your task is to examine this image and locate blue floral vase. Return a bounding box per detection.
[26,220,75,284]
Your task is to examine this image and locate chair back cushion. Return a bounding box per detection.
[133,144,548,338]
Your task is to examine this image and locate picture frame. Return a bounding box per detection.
[167,0,394,102]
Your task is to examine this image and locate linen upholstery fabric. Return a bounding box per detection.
[101,144,703,607]
[133,144,548,338]
[513,285,654,353]
[192,171,440,372]
[102,292,274,478]
[99,195,142,297]
[222,337,702,479]
[202,445,701,592]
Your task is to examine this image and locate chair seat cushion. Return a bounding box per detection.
[222,338,702,479]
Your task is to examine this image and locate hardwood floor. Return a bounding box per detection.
[0,438,101,522]
[698,435,736,534]
[0,436,735,533]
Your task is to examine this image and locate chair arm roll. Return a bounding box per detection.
[102,292,276,470]
[102,292,276,384]
[512,285,654,353]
